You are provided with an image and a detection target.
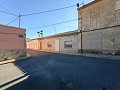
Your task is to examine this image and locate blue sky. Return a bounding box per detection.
[0,0,93,39]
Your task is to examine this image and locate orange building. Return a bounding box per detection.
[0,24,26,61]
[27,30,79,53]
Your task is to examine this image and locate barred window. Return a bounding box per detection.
[64,41,72,48]
[115,0,120,10]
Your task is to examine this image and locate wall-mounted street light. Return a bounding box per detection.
[77,3,79,8]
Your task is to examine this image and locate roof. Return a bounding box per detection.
[26,38,31,42]
[30,30,78,41]
[78,0,102,11]
[39,30,78,40]
[0,24,26,31]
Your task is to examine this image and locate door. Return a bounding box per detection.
[39,42,42,50]
[55,39,60,51]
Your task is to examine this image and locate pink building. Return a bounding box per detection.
[0,24,26,61]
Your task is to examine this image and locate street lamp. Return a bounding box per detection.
[40,30,43,37]
[37,31,40,38]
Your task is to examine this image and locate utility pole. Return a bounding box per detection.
[77,3,83,54]
[18,14,21,28]
[80,11,83,54]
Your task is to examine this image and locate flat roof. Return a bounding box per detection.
[30,30,78,41]
[0,24,26,31]
[78,0,102,11]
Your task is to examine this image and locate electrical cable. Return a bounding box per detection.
[0,4,13,14]
[0,3,82,28]
[21,4,77,16]
[7,17,19,25]
[27,18,80,30]
[0,10,18,16]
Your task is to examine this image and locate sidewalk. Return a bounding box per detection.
[39,50,120,60]
[0,54,31,65]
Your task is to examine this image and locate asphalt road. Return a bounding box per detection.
[1,50,120,90]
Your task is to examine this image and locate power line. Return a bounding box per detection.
[7,17,19,25]
[0,3,79,17]
[0,10,18,17]
[27,18,81,30]
[0,3,82,28]
[21,4,77,16]
[0,4,18,17]
[0,4,12,14]
[0,4,19,26]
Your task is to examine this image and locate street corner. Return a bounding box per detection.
[0,54,31,65]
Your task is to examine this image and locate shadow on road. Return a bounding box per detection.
[1,50,120,90]
[4,52,59,90]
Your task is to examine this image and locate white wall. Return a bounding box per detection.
[59,35,79,53]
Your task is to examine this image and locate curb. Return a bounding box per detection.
[0,54,31,65]
[38,50,120,60]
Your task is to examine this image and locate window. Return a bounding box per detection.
[115,0,120,10]
[47,42,52,47]
[18,34,24,38]
[64,41,72,48]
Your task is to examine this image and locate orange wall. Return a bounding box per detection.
[27,39,39,50]
[0,25,26,50]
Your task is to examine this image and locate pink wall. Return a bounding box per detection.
[0,24,26,50]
